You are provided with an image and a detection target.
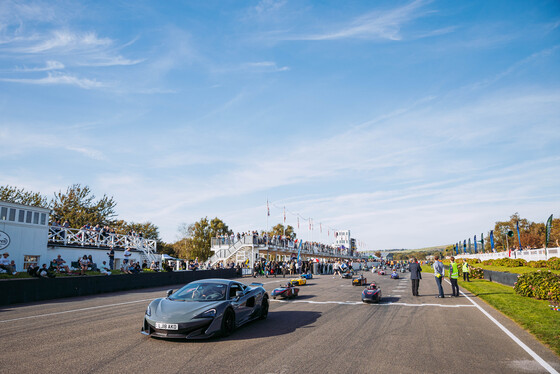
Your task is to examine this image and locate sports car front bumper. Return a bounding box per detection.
[142,317,215,339]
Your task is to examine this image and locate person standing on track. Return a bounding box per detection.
[462,261,471,282]
[433,256,445,298]
[449,257,459,297]
[409,257,422,296]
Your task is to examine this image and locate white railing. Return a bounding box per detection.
[456,247,559,261]
[48,226,158,263]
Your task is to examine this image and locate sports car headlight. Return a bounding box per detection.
[145,306,151,317]
[195,308,216,318]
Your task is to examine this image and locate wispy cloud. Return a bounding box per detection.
[13,30,112,54]
[254,0,287,15]
[241,61,289,72]
[289,0,435,41]
[1,72,104,89]
[466,45,560,91]
[14,60,65,72]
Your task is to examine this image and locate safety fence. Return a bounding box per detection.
[0,268,237,306]
[456,247,559,262]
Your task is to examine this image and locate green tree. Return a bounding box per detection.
[269,223,296,239]
[176,217,232,261]
[0,185,49,208]
[157,241,176,256]
[112,220,160,241]
[51,184,117,227]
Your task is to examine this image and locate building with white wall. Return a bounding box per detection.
[0,200,156,271]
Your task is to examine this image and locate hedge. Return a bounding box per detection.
[514,270,560,302]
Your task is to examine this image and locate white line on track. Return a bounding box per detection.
[0,298,153,324]
[270,299,475,308]
[446,279,558,374]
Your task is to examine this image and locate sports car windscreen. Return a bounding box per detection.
[169,283,227,301]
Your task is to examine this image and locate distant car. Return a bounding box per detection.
[141,279,268,339]
[352,275,368,286]
[390,271,400,279]
[377,269,386,275]
[289,277,307,286]
[362,283,382,303]
[271,283,300,299]
[300,272,313,279]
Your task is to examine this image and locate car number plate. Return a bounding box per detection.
[156,322,178,330]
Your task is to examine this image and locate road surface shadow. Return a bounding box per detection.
[166,310,321,343]
[380,296,401,303]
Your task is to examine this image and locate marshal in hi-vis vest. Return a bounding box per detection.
[450,262,459,279]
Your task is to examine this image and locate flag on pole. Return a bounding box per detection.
[309,219,311,230]
[516,221,521,249]
[545,214,553,249]
[463,240,466,254]
[490,230,495,252]
[481,233,484,253]
[283,207,286,223]
[468,238,471,253]
[267,200,270,216]
[297,216,300,229]
[320,222,322,233]
[474,235,477,253]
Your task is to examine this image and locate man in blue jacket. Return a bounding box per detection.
[408,257,422,296]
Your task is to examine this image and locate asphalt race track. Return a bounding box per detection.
[1,272,559,374]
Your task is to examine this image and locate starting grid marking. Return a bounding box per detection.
[270,299,476,308]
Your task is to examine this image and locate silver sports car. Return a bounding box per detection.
[141,278,269,339]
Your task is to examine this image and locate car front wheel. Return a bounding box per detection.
[221,308,235,336]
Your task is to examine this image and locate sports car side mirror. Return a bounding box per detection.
[166,289,173,297]
[235,290,243,300]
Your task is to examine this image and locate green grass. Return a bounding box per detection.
[459,279,560,356]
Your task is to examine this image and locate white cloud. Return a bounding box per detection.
[14,60,64,72]
[291,0,434,41]
[242,61,290,72]
[15,30,112,54]
[1,72,104,89]
[254,0,287,15]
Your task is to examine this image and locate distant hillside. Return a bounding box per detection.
[383,245,450,253]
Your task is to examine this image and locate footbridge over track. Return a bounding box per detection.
[208,236,365,267]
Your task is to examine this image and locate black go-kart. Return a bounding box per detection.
[362,283,382,303]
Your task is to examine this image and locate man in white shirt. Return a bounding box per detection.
[123,248,132,265]
[0,252,16,274]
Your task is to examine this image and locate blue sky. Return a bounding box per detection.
[1,0,559,249]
